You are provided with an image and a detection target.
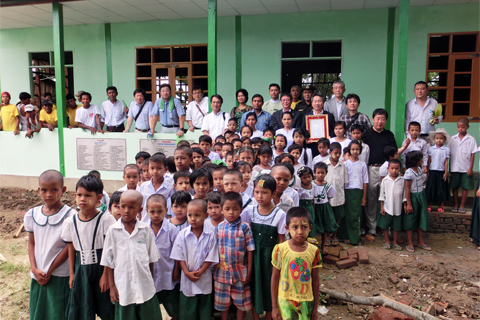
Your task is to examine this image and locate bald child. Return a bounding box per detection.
[101,190,162,319]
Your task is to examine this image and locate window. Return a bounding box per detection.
[281,41,342,100]
[427,32,479,122]
[135,44,208,106]
[29,51,74,102]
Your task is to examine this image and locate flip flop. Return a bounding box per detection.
[458,208,466,213]
[324,240,332,247]
[406,246,415,253]
[383,243,391,249]
[427,206,432,212]
[418,245,432,251]
[331,240,339,246]
[438,207,445,213]
[451,207,459,213]
[393,245,403,251]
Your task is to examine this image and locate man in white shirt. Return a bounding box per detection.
[186,86,209,131]
[201,94,230,141]
[101,86,127,132]
[323,81,347,121]
[262,83,282,114]
[124,88,157,135]
[75,91,103,135]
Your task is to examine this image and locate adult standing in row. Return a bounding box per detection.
[201,94,230,141]
[240,94,272,132]
[186,86,209,132]
[324,81,347,121]
[271,93,301,131]
[101,86,127,132]
[339,93,372,139]
[295,85,314,115]
[156,84,185,137]
[290,85,301,110]
[124,88,157,134]
[262,83,282,114]
[230,89,252,131]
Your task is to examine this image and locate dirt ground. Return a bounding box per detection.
[1,187,479,320]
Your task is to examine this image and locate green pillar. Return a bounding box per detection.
[52,2,67,176]
[105,23,113,87]
[235,15,242,98]
[394,0,410,146]
[384,7,395,131]
[208,0,217,113]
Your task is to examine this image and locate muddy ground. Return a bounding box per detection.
[0,187,479,320]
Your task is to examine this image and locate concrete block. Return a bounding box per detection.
[339,250,348,260]
[327,246,341,257]
[336,258,358,269]
[358,250,369,264]
[347,248,357,256]
[323,255,340,264]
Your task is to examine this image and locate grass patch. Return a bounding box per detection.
[0,262,30,274]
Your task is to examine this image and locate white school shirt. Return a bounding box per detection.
[276,128,295,149]
[284,187,299,206]
[24,205,76,279]
[75,105,101,128]
[100,219,160,306]
[359,142,370,164]
[118,184,141,192]
[205,151,220,161]
[250,194,294,216]
[272,149,285,162]
[167,217,190,232]
[401,137,429,168]
[298,184,316,200]
[428,145,450,171]
[61,211,116,252]
[344,159,369,190]
[312,154,330,166]
[329,137,351,159]
[204,218,220,233]
[241,184,254,198]
[251,130,264,139]
[379,175,406,216]
[379,161,389,177]
[201,111,230,141]
[186,97,209,129]
[298,148,313,168]
[404,168,425,193]
[151,219,180,292]
[241,205,287,235]
[324,159,348,207]
[139,179,175,224]
[449,133,478,173]
[170,226,219,297]
[314,182,335,204]
[101,100,126,127]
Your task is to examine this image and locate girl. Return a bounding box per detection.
[287,144,303,190]
[245,112,264,138]
[241,174,286,320]
[404,150,431,253]
[191,147,205,169]
[293,128,313,168]
[297,166,317,238]
[272,134,287,161]
[169,191,191,231]
[238,146,255,167]
[275,153,294,165]
[425,129,450,213]
[329,121,351,159]
[340,141,368,245]
[230,89,253,130]
[241,136,251,147]
[240,125,253,139]
[313,138,330,165]
[312,162,338,254]
[275,112,295,149]
[107,191,122,220]
[237,161,254,197]
[252,144,273,181]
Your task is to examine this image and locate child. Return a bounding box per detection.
[25,104,41,138]
[25,170,76,320]
[425,128,450,213]
[271,207,321,320]
[232,138,243,150]
[214,192,255,320]
[340,141,368,245]
[378,159,405,251]
[141,158,152,184]
[224,169,252,208]
[174,146,193,172]
[39,99,58,131]
[270,164,296,213]
[449,117,477,213]
[221,142,233,160]
[192,147,205,169]
[191,167,213,200]
[88,170,110,211]
[324,142,348,246]
[263,128,275,142]
[237,161,254,197]
[75,92,103,134]
[252,144,273,180]
[275,112,295,149]
[379,146,399,178]
[313,138,330,166]
[240,125,253,139]
[100,191,162,319]
[61,175,116,320]
[213,166,228,193]
[166,156,177,181]
[244,113,264,138]
[140,153,175,223]
[0,91,20,134]
[230,133,241,142]
[224,130,235,142]
[166,170,192,217]
[251,137,263,150]
[404,151,431,253]
[400,122,428,173]
[215,136,226,144]
[343,147,351,162]
[108,191,122,220]
[169,191,192,231]
[200,135,220,161]
[293,128,313,168]
[273,134,287,161]
[238,146,255,167]
[297,166,317,238]
[241,174,287,320]
[241,136,252,147]
[214,142,223,154]
[170,199,219,319]
[287,143,303,176]
[205,191,224,231]
[227,118,238,133]
[119,164,141,191]
[330,121,351,159]
[351,124,370,164]
[225,151,235,169]
[135,151,150,168]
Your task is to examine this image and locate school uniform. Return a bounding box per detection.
[276,128,295,149]
[167,217,190,231]
[205,151,221,161]
[25,205,76,320]
[329,137,351,159]
[75,105,101,129]
[61,211,116,320]
[298,147,313,168]
[312,154,330,166]
[100,219,162,320]
[449,133,478,190]
[378,175,406,231]
[324,159,348,222]
[425,145,450,203]
[204,217,222,232]
[272,149,285,162]
[401,137,429,169]
[358,141,370,164]
[170,225,219,320]
[139,178,175,224]
[313,182,338,234]
[284,187,300,207]
[298,184,317,237]
[404,168,429,231]
[118,184,140,192]
[379,161,389,178]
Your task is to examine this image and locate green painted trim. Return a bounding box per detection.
[207,0,217,113]
[394,0,409,146]
[52,2,66,176]
[104,23,113,87]
[384,7,395,131]
[235,15,242,103]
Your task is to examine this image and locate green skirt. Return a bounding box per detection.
[314,202,339,233]
[115,295,161,320]
[403,192,429,231]
[30,276,70,320]
[179,292,212,320]
[300,199,316,237]
[377,212,402,231]
[470,178,480,245]
[332,205,345,222]
[338,189,362,245]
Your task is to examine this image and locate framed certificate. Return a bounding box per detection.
[305,114,329,143]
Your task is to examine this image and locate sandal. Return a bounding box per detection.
[406,246,415,253]
[331,240,339,246]
[458,208,466,213]
[438,206,445,213]
[451,207,459,213]
[324,240,332,247]
[418,244,432,251]
[393,245,403,251]
[427,206,432,212]
[383,243,391,249]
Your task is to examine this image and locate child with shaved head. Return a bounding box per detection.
[25,170,77,320]
[101,190,162,319]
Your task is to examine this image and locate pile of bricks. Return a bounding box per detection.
[428,212,471,233]
[323,247,369,269]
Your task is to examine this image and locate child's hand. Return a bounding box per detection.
[99,273,109,293]
[25,130,34,139]
[406,204,413,214]
[361,197,366,206]
[110,286,119,303]
[47,124,54,131]
[380,207,385,216]
[69,273,75,289]
[193,269,205,279]
[443,172,447,181]
[422,166,428,174]
[185,270,200,282]
[467,168,473,176]
[33,268,50,286]
[172,266,180,282]
[244,273,252,284]
[89,127,97,135]
[403,138,411,148]
[272,307,282,320]
[13,128,20,135]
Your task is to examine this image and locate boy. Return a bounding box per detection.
[17,92,32,131]
[379,146,399,178]
[174,146,193,172]
[170,199,219,319]
[250,137,263,150]
[167,170,192,217]
[213,142,223,154]
[449,117,477,213]
[324,143,348,245]
[169,191,192,230]
[66,93,80,128]
[101,86,127,132]
[135,151,150,168]
[108,191,122,220]
[205,191,224,232]
[221,142,233,161]
[101,191,162,319]
[141,158,152,184]
[75,92,104,134]
[119,164,141,191]
[229,133,240,143]
[25,170,76,320]
[146,194,181,319]
[270,164,295,213]
[232,138,243,150]
[223,169,252,208]
[215,136,226,144]
[213,166,228,193]
[400,122,428,172]
[191,168,213,200]
[214,192,255,320]
[225,151,235,169]
[87,170,110,211]
[227,118,238,133]
[61,175,116,320]
[139,153,175,223]
[200,135,220,161]
[271,207,321,320]
[351,124,370,164]
[0,91,20,134]
[378,159,406,250]
[165,156,177,182]
[224,130,234,142]
[192,147,205,169]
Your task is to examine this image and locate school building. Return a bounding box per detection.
[0,0,478,190]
